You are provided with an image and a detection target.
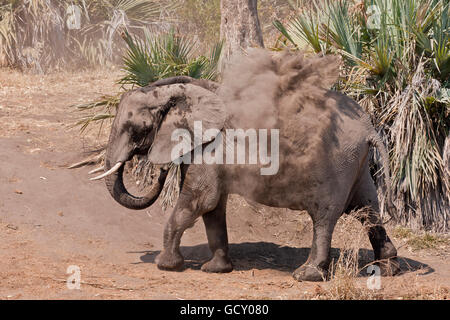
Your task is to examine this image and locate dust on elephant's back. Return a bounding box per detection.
[236,90,370,210]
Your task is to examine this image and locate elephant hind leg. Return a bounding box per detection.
[201,194,233,273]
[293,208,340,282]
[348,168,400,276]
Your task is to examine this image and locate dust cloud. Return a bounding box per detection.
[219,48,341,130]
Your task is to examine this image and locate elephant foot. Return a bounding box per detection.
[155,250,184,271]
[201,250,233,273]
[378,242,400,276]
[293,264,328,282]
[378,258,401,276]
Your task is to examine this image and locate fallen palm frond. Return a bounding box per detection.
[276,0,449,232]
[67,93,118,170]
[67,149,106,169]
[121,157,183,211]
[131,156,156,188]
[160,162,181,210]
[71,93,120,134]
[131,156,180,210]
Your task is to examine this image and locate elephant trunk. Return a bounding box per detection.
[104,160,167,210]
[102,125,167,210]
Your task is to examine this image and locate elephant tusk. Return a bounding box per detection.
[88,166,105,174]
[90,162,123,181]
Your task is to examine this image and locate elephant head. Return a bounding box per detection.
[91,81,227,210]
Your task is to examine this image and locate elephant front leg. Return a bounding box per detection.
[201,194,233,273]
[293,214,338,282]
[155,205,199,271]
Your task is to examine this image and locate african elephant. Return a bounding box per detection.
[91,72,400,282]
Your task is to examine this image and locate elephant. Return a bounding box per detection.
[91,72,400,282]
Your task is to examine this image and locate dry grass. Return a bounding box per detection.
[160,163,181,211]
[393,226,449,251]
[394,281,449,300]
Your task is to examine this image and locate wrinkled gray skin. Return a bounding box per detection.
[103,76,399,281]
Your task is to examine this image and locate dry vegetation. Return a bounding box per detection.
[393,226,449,251]
[311,211,449,300]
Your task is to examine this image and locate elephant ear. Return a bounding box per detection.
[146,83,227,164]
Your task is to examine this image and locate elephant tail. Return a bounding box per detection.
[367,132,398,221]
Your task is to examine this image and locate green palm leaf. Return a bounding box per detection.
[119,28,223,87]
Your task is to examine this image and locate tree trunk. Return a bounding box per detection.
[220,0,264,61]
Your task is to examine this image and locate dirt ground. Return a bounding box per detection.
[0,68,448,300]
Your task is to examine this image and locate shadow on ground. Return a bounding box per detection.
[130,241,433,277]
